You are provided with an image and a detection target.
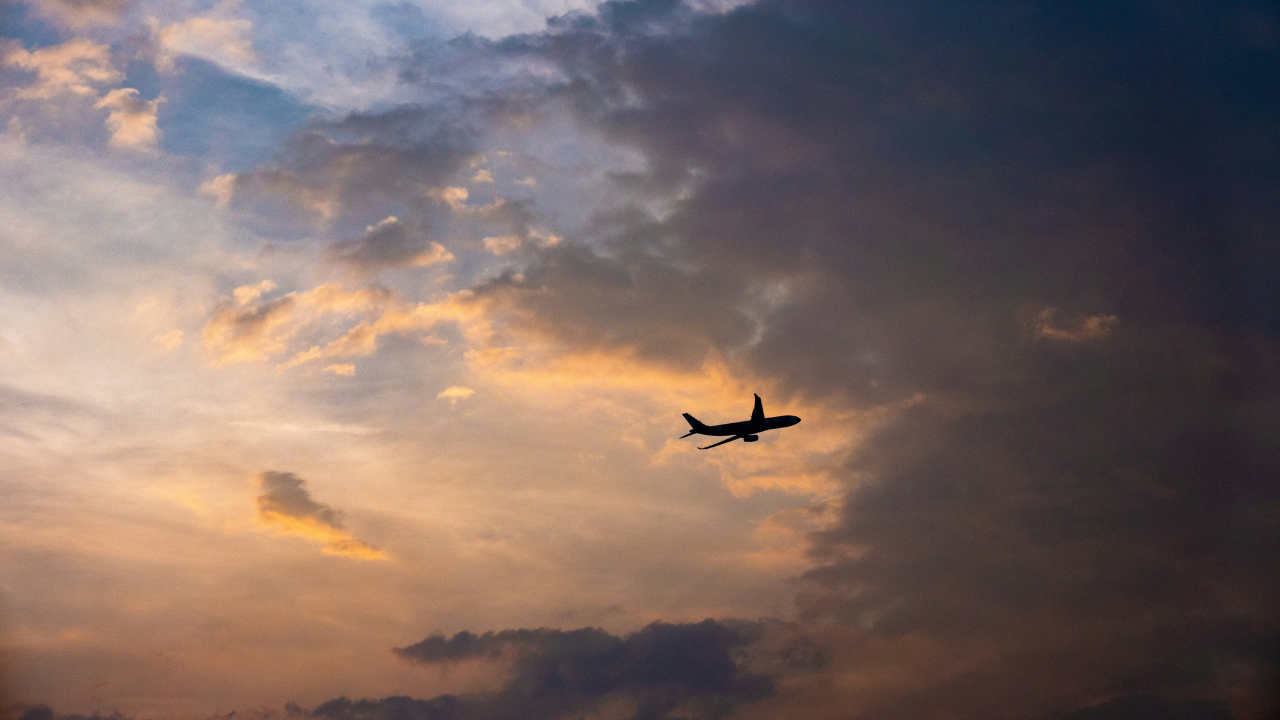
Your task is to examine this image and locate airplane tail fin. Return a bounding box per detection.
[681,413,706,439]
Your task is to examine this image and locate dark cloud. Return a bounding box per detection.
[328,217,453,273]
[1056,696,1233,720]
[380,620,771,720]
[228,105,482,232]
[257,470,346,529]
[472,240,755,368]
[255,471,385,559]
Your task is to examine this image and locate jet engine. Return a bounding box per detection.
[743,435,759,442]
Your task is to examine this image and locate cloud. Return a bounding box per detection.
[19,0,135,29]
[468,243,756,370]
[94,88,162,150]
[152,7,256,73]
[224,107,481,225]
[482,235,521,255]
[201,279,488,369]
[436,386,474,404]
[2,38,121,100]
[388,620,774,720]
[1029,307,1119,342]
[255,471,386,560]
[379,1,1280,717]
[150,329,183,352]
[200,173,237,208]
[329,216,454,272]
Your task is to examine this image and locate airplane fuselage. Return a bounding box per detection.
[697,415,800,437]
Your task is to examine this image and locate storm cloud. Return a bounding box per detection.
[390,0,1280,717]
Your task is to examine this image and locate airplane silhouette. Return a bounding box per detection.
[680,394,801,449]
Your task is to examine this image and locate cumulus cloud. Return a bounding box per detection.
[2,38,121,100]
[151,5,256,73]
[255,471,385,560]
[200,173,237,208]
[94,87,162,150]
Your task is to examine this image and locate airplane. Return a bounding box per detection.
[680,394,801,449]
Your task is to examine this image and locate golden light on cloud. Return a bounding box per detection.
[2,38,121,99]
[201,280,489,369]
[152,5,257,73]
[254,471,387,560]
[200,278,876,511]
[433,186,505,214]
[200,172,237,207]
[437,386,475,403]
[483,235,521,255]
[413,241,455,266]
[459,335,874,502]
[95,88,162,150]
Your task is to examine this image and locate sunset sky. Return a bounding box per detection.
[1,1,1277,719]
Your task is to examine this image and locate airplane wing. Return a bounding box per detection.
[751,394,764,423]
[699,436,743,450]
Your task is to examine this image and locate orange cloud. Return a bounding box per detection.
[437,386,475,404]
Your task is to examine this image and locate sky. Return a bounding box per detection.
[0,1,1277,719]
